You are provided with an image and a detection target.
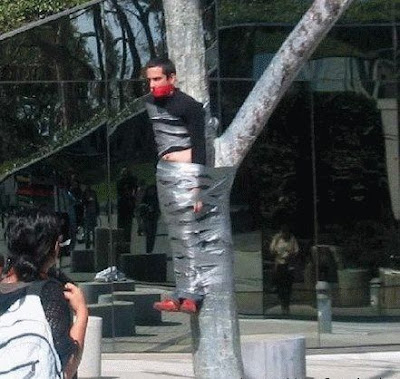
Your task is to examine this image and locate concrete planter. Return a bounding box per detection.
[337,268,370,307]
[379,268,400,309]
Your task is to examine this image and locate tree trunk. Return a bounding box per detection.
[93,4,106,107]
[162,1,354,378]
[162,1,243,378]
[163,0,217,166]
[163,0,209,105]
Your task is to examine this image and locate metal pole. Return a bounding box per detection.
[316,281,332,333]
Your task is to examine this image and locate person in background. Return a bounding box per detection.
[65,188,78,253]
[116,168,138,243]
[0,208,88,379]
[140,184,160,254]
[69,179,83,235]
[270,224,300,315]
[135,179,147,236]
[82,185,100,249]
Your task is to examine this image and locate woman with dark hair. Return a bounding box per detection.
[0,208,88,379]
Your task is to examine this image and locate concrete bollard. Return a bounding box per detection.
[241,335,306,379]
[316,281,332,333]
[78,316,102,378]
[370,277,381,309]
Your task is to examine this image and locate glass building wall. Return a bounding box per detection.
[0,0,398,353]
[217,0,399,349]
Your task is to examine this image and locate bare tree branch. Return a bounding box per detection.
[214,0,355,168]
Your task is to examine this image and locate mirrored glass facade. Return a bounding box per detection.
[0,0,398,353]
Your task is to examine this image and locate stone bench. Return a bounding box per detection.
[87,301,135,337]
[241,335,306,379]
[111,280,136,292]
[79,280,136,304]
[98,291,161,325]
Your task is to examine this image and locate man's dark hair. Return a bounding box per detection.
[4,208,60,282]
[145,57,176,77]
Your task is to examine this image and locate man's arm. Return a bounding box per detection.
[183,99,206,165]
[180,98,206,212]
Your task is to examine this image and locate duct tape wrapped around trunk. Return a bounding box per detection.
[157,160,236,300]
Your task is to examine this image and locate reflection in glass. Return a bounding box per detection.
[0,81,107,180]
[104,0,165,82]
[218,0,397,26]
[0,6,104,82]
[0,3,110,179]
[218,0,399,348]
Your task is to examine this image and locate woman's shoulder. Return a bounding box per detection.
[40,279,66,304]
[42,278,64,290]
[40,278,71,326]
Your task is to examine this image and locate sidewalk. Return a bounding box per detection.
[100,351,400,378]
[96,310,400,354]
[97,315,400,378]
[95,314,400,378]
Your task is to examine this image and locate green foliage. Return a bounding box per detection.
[0,0,88,34]
[0,108,107,181]
[251,30,366,58]
[332,220,394,271]
[219,0,399,26]
[1,0,398,38]
[219,0,310,25]
[0,0,160,186]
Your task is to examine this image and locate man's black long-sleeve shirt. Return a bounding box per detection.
[146,89,206,165]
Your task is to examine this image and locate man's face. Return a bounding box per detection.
[146,66,175,92]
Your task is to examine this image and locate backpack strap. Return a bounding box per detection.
[26,280,49,297]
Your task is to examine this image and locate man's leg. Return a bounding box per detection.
[154,161,236,314]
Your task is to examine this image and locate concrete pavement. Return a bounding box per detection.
[96,315,400,378]
[101,353,194,378]
[97,315,400,378]
[306,351,400,379]
[96,308,400,353]
[100,351,400,378]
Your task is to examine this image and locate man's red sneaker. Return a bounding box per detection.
[179,298,199,314]
[153,298,180,312]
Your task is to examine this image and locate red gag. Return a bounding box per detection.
[152,84,175,98]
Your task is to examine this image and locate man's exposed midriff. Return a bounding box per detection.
[162,148,192,163]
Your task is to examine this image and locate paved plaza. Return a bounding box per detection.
[100,350,400,378]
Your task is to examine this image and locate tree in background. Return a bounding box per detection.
[0,0,87,34]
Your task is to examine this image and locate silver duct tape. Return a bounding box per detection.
[146,102,192,157]
[157,160,236,298]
